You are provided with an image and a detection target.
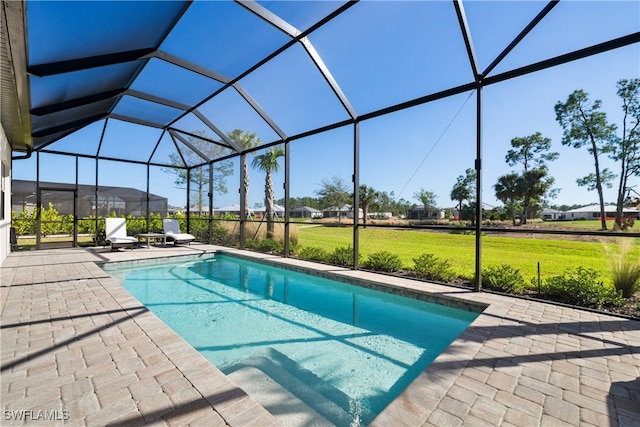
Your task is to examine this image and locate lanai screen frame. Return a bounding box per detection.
[8,0,640,291]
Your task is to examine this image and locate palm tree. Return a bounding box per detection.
[228,129,261,216]
[494,173,521,226]
[252,146,285,238]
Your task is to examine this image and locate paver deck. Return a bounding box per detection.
[1,245,639,426]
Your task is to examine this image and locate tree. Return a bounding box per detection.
[252,146,284,239]
[277,196,322,211]
[375,190,412,217]
[576,171,616,192]
[358,185,380,226]
[503,133,559,224]
[395,199,415,217]
[555,90,617,230]
[228,129,261,216]
[519,168,556,223]
[506,132,559,173]
[164,130,233,213]
[315,176,351,223]
[550,203,584,211]
[494,172,521,226]
[612,79,640,229]
[413,188,438,219]
[377,191,393,214]
[450,168,476,213]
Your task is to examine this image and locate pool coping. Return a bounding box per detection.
[2,245,639,426]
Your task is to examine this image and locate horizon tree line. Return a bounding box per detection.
[167,78,638,229]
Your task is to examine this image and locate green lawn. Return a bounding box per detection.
[16,235,95,249]
[536,219,618,230]
[297,225,640,285]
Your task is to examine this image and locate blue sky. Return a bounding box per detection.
[13,0,640,211]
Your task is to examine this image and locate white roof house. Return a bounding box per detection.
[565,204,640,220]
[214,204,254,216]
[253,205,285,217]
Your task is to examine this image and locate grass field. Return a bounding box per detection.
[297,224,640,286]
[16,235,96,249]
[527,219,620,230]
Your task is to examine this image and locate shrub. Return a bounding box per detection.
[78,216,100,235]
[413,253,455,282]
[362,251,403,272]
[61,214,74,234]
[185,217,229,243]
[244,238,282,254]
[125,215,147,236]
[329,246,360,267]
[614,217,635,230]
[219,212,237,220]
[215,220,241,246]
[482,264,525,293]
[148,212,164,233]
[542,267,625,308]
[261,238,283,254]
[450,224,474,235]
[12,207,35,235]
[94,229,106,246]
[40,203,62,236]
[610,241,640,298]
[296,246,329,262]
[209,223,228,244]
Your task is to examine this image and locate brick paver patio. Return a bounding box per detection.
[1,245,639,426]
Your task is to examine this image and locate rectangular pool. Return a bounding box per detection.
[103,253,480,426]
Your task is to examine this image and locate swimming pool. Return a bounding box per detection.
[104,254,480,426]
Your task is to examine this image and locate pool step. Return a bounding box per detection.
[227,366,332,427]
[224,348,370,426]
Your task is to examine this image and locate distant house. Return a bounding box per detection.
[347,207,364,219]
[253,205,285,219]
[542,208,566,221]
[291,206,322,219]
[408,206,444,220]
[323,204,363,219]
[11,179,168,217]
[214,204,253,217]
[565,204,640,220]
[452,203,494,220]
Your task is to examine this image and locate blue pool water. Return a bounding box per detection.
[104,254,479,425]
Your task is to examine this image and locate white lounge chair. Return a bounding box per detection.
[105,218,138,251]
[163,219,195,245]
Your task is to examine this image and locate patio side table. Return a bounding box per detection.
[137,233,167,249]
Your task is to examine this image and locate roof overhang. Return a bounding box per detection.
[1,0,32,153]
